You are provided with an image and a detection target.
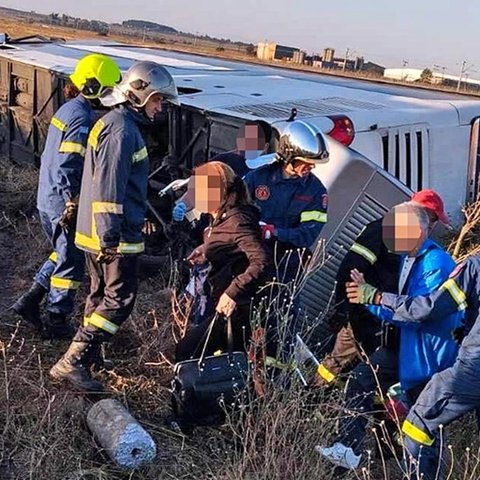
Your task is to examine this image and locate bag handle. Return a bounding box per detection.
[197,313,234,366]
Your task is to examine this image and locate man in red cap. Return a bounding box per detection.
[411,189,451,230]
[317,193,461,471]
[315,189,451,388]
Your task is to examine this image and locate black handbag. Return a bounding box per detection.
[171,314,250,426]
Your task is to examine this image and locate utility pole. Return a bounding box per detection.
[401,60,409,81]
[142,26,147,44]
[434,64,447,84]
[343,47,350,71]
[457,60,467,92]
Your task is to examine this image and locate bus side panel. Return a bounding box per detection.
[428,126,470,226]
[300,160,410,346]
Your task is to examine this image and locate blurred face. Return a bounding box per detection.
[284,158,315,178]
[144,93,164,120]
[236,124,267,159]
[382,205,427,255]
[185,164,225,215]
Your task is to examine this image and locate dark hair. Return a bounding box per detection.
[239,120,272,143]
[63,82,81,100]
[214,175,254,226]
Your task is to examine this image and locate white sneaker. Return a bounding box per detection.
[315,442,361,470]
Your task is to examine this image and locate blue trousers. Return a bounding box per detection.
[34,210,84,314]
[403,354,480,480]
[337,347,399,454]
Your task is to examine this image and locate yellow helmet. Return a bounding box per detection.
[70,54,121,99]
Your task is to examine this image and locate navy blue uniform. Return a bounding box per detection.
[212,151,251,178]
[75,105,149,340]
[243,163,328,282]
[35,95,92,314]
[380,257,480,480]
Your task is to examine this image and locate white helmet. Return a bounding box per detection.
[246,120,329,169]
[101,61,179,107]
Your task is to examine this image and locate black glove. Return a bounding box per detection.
[451,326,466,345]
[96,247,119,265]
[59,201,78,230]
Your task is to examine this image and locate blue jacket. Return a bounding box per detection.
[37,95,93,215]
[243,163,328,250]
[382,254,480,362]
[75,105,149,254]
[369,239,462,391]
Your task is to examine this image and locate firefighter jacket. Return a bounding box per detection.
[204,204,269,305]
[243,163,328,251]
[37,95,93,214]
[336,219,401,318]
[381,255,480,364]
[372,239,463,391]
[75,105,149,254]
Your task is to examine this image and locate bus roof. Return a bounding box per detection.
[2,39,480,129]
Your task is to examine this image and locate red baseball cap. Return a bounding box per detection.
[411,189,449,225]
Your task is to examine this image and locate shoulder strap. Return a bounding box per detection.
[197,314,234,365]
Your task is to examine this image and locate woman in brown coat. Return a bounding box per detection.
[175,161,269,361]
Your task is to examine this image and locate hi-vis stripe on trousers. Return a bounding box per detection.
[77,252,139,341]
[34,210,85,315]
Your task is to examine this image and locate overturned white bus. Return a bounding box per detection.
[0,34,477,322]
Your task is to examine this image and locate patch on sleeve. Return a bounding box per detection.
[321,194,328,210]
[255,185,270,201]
[449,262,465,279]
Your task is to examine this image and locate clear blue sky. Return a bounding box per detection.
[0,0,477,75]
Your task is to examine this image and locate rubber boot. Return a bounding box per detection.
[11,282,46,330]
[49,340,104,392]
[43,312,75,340]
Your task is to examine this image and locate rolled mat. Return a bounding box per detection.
[87,399,157,469]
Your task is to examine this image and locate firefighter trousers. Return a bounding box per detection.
[34,210,84,314]
[403,355,480,480]
[75,252,138,342]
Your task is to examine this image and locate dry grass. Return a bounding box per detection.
[2,156,480,480]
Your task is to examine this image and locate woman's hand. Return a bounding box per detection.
[216,292,237,317]
[187,245,206,265]
[350,268,366,284]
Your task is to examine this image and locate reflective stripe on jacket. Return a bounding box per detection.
[243,162,328,250]
[37,95,92,214]
[75,105,149,254]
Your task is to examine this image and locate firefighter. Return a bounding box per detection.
[346,256,480,479]
[12,54,121,339]
[243,120,329,285]
[315,217,401,385]
[49,61,179,392]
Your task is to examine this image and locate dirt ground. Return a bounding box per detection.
[0,159,228,480]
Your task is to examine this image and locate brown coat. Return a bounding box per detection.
[204,204,269,305]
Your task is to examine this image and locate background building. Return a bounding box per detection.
[256,42,301,62]
[384,68,480,91]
